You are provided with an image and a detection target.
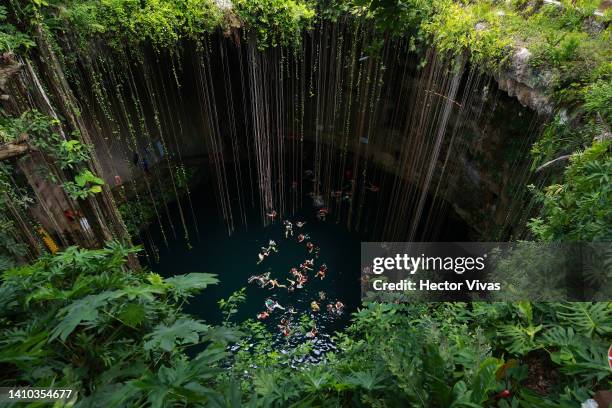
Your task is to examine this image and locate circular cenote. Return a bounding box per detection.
[121,29,538,356]
[1,0,610,406]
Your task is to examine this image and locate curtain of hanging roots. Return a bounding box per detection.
[10,20,544,257]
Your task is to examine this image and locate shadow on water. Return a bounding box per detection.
[144,180,362,359]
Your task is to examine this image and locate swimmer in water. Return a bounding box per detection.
[306,325,318,338]
[278,318,291,337]
[267,279,287,290]
[319,291,326,300]
[300,262,313,273]
[286,278,297,292]
[283,220,294,238]
[265,298,285,312]
[317,208,329,221]
[316,264,327,280]
[257,311,269,320]
[335,301,345,314]
[248,271,271,287]
[295,221,306,228]
[266,210,278,220]
[327,303,334,313]
[266,240,278,253]
[311,301,320,312]
[257,248,270,264]
[297,274,307,288]
[306,242,315,253]
[297,233,310,243]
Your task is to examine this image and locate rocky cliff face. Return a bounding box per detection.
[441,88,540,239]
[0,52,22,102]
[496,47,554,116]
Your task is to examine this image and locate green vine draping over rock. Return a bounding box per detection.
[30,0,316,50]
[51,0,225,49]
[233,0,315,49]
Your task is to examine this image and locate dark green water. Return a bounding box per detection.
[145,182,362,357]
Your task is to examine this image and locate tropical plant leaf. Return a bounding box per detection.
[144,318,209,352]
[469,357,502,404]
[343,368,387,391]
[556,302,612,337]
[165,273,219,297]
[50,290,122,341]
[119,303,147,327]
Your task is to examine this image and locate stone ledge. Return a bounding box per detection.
[495,47,554,116]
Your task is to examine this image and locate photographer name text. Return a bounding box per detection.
[371,279,500,291]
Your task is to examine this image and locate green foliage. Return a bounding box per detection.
[56,137,92,170]
[164,272,219,299]
[529,114,587,169]
[0,164,32,267]
[498,313,543,355]
[530,31,585,68]
[119,199,156,237]
[223,301,611,406]
[1,244,610,406]
[233,0,315,49]
[218,287,246,323]
[63,169,105,200]
[351,0,434,39]
[485,242,612,302]
[529,140,612,241]
[0,242,237,405]
[356,0,610,112]
[144,318,209,352]
[421,0,512,70]
[556,302,612,337]
[0,110,56,143]
[56,0,225,49]
[584,79,612,124]
[0,5,35,53]
[1,110,92,174]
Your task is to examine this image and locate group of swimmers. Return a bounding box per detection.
[248,216,346,339]
[310,299,344,314]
